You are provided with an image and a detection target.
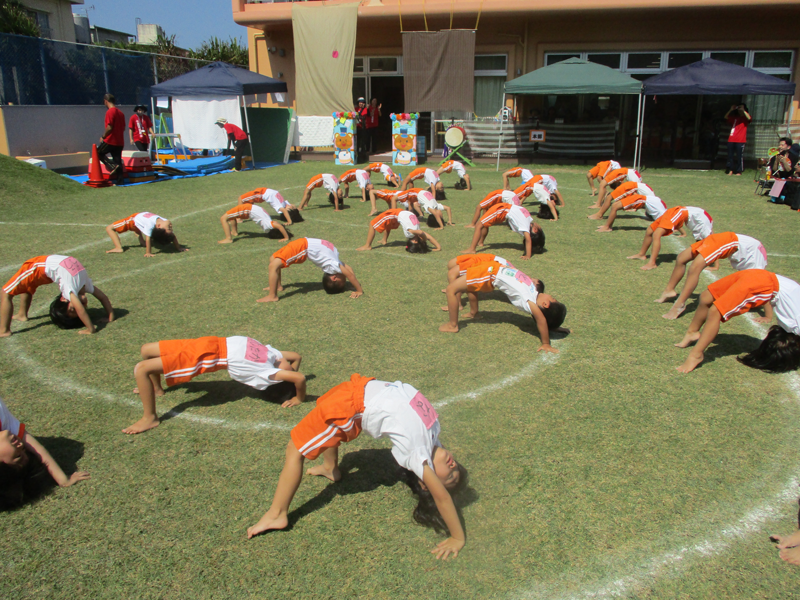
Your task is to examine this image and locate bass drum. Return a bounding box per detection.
[444,125,466,148]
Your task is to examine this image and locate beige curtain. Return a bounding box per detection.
[402,31,475,113]
[292,2,359,116]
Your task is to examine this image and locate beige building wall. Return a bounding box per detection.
[20,0,83,43]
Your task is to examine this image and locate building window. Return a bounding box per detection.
[369,57,399,73]
[709,51,747,66]
[752,51,793,70]
[587,53,621,69]
[667,52,703,69]
[626,53,662,71]
[353,58,364,73]
[546,53,580,66]
[474,54,507,117]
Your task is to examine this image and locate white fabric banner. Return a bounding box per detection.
[172,95,242,149]
[297,116,334,147]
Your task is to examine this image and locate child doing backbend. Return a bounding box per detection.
[595,192,666,233]
[339,168,373,203]
[441,253,516,308]
[586,160,620,196]
[591,167,641,209]
[528,174,565,207]
[298,174,344,211]
[462,203,545,260]
[439,263,567,349]
[246,373,469,561]
[437,160,472,190]
[368,189,402,216]
[125,336,306,434]
[1,255,114,337]
[357,208,441,253]
[588,180,654,220]
[401,167,446,198]
[0,396,90,509]
[218,204,290,244]
[239,188,301,224]
[531,182,561,221]
[105,212,186,257]
[367,162,401,187]
[259,237,363,302]
[674,269,800,374]
[465,189,521,228]
[417,190,454,229]
[502,167,535,190]
[627,206,713,271]
[656,232,768,321]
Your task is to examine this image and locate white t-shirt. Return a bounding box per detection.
[773,275,800,336]
[423,169,440,187]
[306,238,342,274]
[379,163,395,180]
[321,174,339,194]
[417,190,443,214]
[361,380,441,480]
[133,212,161,237]
[493,267,539,316]
[225,337,284,390]
[644,196,667,220]
[44,255,94,300]
[637,182,654,196]
[501,189,521,206]
[519,168,534,183]
[0,397,22,436]
[730,234,768,271]
[686,206,713,241]
[625,169,642,183]
[448,161,466,178]
[540,175,558,193]
[532,183,551,205]
[262,189,288,212]
[506,205,533,237]
[397,211,420,239]
[355,169,371,189]
[248,204,274,232]
[606,160,621,174]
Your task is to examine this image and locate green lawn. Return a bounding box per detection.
[1,154,799,599]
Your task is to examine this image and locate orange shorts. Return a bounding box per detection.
[340,170,357,184]
[690,232,738,263]
[370,212,400,233]
[240,188,265,204]
[514,183,533,200]
[480,203,510,227]
[649,206,687,235]
[588,161,610,179]
[480,191,505,209]
[620,194,647,210]
[407,168,425,181]
[373,190,396,205]
[159,337,228,387]
[456,253,496,269]
[306,174,325,190]
[3,256,51,297]
[272,238,309,268]
[506,167,523,178]
[110,213,141,235]
[708,269,778,322]
[291,374,374,459]
[611,181,639,201]
[604,168,627,185]
[225,205,252,219]
[465,262,501,293]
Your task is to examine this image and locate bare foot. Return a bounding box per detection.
[654,291,678,303]
[596,226,612,233]
[306,464,341,482]
[780,546,800,566]
[356,245,372,251]
[662,304,686,320]
[132,387,165,397]
[247,510,289,539]
[11,314,28,322]
[438,323,459,333]
[256,295,279,303]
[774,531,800,549]
[263,286,284,292]
[279,238,289,243]
[106,248,124,254]
[587,214,603,220]
[0,331,11,338]
[627,254,647,261]
[122,416,160,434]
[587,204,601,209]
[674,331,701,348]
[640,263,658,271]
[464,224,476,229]
[218,239,233,244]
[676,351,704,373]
[440,305,469,312]
[460,249,477,255]
[465,312,483,320]
[368,211,378,216]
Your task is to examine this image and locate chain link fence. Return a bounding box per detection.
[0,32,210,106]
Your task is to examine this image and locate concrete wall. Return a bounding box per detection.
[0,104,138,157]
[21,0,80,43]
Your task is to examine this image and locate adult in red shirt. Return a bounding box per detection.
[128,105,153,152]
[355,97,369,161]
[365,97,381,154]
[725,103,751,176]
[215,118,249,171]
[98,93,125,183]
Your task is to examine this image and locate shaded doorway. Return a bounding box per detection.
[369,76,404,153]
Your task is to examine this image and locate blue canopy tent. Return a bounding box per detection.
[634,58,796,168]
[149,61,288,165]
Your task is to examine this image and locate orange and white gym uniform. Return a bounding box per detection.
[110,212,161,237]
[480,189,520,209]
[481,204,532,236]
[408,167,439,187]
[513,182,535,201]
[649,206,689,236]
[465,261,503,293]
[611,181,654,202]
[368,162,396,183]
[373,189,399,206]
[272,238,342,274]
[225,204,274,232]
[440,160,467,178]
[708,270,780,323]
[456,254,514,276]
[589,160,621,179]
[3,255,94,300]
[240,188,288,212]
[306,174,339,194]
[159,336,229,386]
[604,168,641,186]
[690,232,767,270]
[620,194,667,220]
[506,167,534,184]
[370,209,420,238]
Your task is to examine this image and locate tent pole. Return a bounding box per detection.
[637,95,647,171]
[633,92,642,171]
[150,96,156,160]
[496,93,506,172]
[785,96,793,135]
[242,94,256,169]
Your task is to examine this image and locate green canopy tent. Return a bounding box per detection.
[500,57,643,169]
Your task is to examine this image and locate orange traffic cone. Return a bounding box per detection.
[84,144,113,188]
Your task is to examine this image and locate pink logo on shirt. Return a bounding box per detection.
[514,271,532,286]
[409,214,419,226]
[141,212,155,218]
[409,392,438,430]
[758,244,767,262]
[511,194,521,206]
[321,240,335,251]
[275,193,285,205]
[244,338,269,363]
[59,257,85,276]
[519,207,531,218]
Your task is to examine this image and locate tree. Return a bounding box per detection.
[0,0,40,37]
[190,36,248,68]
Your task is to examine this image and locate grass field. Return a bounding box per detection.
[1,153,800,599]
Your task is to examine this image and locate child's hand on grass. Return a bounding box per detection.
[537,344,558,354]
[753,316,771,323]
[350,291,363,299]
[144,252,155,258]
[63,471,90,487]
[431,537,464,560]
[281,397,302,408]
[520,254,531,260]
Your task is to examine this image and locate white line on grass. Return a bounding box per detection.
[768,253,800,259]
[0,222,107,227]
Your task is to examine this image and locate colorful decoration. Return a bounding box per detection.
[391,112,419,167]
[333,112,356,165]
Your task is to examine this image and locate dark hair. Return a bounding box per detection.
[530,226,545,254]
[740,103,750,113]
[540,301,567,330]
[537,204,559,220]
[406,235,430,254]
[267,227,293,240]
[278,208,304,223]
[322,273,346,294]
[435,188,447,201]
[535,279,545,294]
[453,179,466,190]
[103,93,116,103]
[328,192,337,206]
[49,296,83,329]
[426,214,440,228]
[779,136,793,146]
[402,463,469,535]
[737,326,800,373]
[609,181,621,190]
[0,451,53,511]
[150,227,175,245]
